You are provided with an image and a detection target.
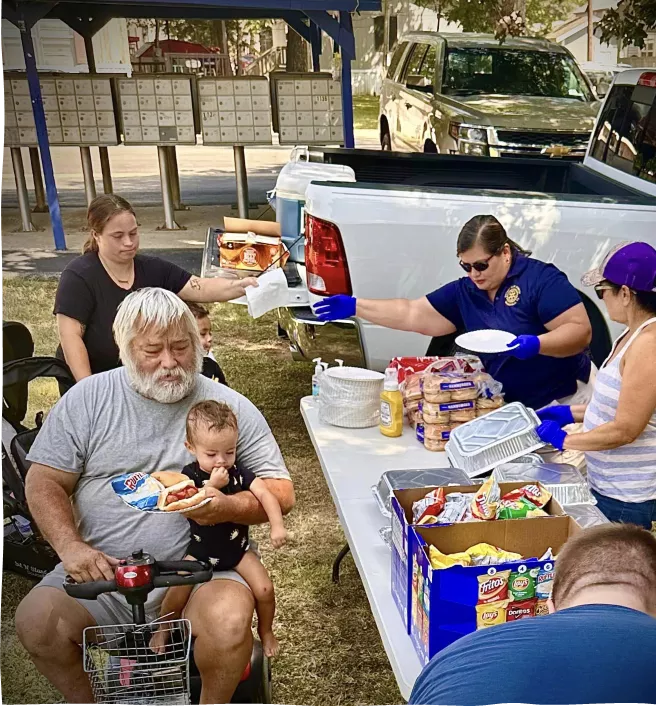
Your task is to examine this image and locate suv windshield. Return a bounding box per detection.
[443,47,594,101]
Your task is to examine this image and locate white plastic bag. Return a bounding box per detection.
[245,268,289,318]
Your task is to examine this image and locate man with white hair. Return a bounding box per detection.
[15,287,294,704]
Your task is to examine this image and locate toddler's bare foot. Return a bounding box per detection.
[259,630,280,658]
[149,628,169,655]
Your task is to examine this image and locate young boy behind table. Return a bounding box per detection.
[187,302,227,385]
[151,400,286,657]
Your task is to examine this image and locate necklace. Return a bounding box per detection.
[99,254,133,285]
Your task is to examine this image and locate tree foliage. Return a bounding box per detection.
[597,0,656,49]
[129,18,273,74]
[412,0,578,38]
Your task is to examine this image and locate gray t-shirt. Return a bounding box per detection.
[27,367,290,562]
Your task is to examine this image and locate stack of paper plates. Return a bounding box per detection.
[319,367,385,428]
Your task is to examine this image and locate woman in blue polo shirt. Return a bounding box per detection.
[313,214,593,410]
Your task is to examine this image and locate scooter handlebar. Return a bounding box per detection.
[63,559,212,598]
[64,578,117,600]
[154,559,212,587]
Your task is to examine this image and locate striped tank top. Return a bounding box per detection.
[583,317,656,503]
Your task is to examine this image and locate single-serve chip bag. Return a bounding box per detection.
[471,477,500,520]
[509,567,539,600]
[507,598,537,621]
[435,492,476,524]
[497,497,548,520]
[536,566,555,599]
[429,546,472,570]
[466,543,522,566]
[112,472,165,511]
[477,569,511,604]
[412,488,446,525]
[476,599,510,629]
[502,482,552,509]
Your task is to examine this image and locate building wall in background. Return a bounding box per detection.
[2,18,131,74]
[319,1,461,95]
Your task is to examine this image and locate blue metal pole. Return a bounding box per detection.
[339,12,354,149]
[19,19,67,250]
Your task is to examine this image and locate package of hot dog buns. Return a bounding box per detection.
[112,470,207,513]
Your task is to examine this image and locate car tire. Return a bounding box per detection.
[381,130,392,151]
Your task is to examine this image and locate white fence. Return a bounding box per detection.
[352,68,384,95]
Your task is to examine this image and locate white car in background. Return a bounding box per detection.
[580,62,632,98]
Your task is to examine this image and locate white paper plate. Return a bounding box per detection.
[456,329,516,354]
[142,497,212,514]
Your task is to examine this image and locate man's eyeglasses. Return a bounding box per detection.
[459,253,497,274]
[594,284,614,300]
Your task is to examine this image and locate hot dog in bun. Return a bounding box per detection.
[152,470,207,512]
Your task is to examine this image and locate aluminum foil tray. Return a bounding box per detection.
[379,525,392,547]
[492,462,595,505]
[446,402,543,478]
[562,503,609,528]
[372,468,473,518]
[507,453,543,465]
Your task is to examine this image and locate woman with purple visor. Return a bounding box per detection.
[537,242,656,529]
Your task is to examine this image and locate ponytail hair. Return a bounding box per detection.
[456,215,531,258]
[82,194,136,254]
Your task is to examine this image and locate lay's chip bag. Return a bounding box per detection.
[429,546,472,570]
[509,567,539,600]
[465,543,522,566]
[476,599,510,629]
[471,477,500,520]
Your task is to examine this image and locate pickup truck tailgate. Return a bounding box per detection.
[201,226,309,308]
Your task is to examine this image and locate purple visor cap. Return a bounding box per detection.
[581,241,656,292]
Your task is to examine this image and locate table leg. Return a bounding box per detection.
[331,543,351,583]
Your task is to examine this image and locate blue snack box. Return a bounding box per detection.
[409,511,578,665]
[391,482,566,637]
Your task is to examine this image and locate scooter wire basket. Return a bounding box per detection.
[83,618,192,705]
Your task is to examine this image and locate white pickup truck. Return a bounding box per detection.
[276,68,656,371]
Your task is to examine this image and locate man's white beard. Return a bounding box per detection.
[125,353,201,403]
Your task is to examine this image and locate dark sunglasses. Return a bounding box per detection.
[594,284,614,300]
[459,253,497,273]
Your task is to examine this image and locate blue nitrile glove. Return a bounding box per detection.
[313,295,357,322]
[506,334,540,360]
[537,405,574,427]
[536,421,567,451]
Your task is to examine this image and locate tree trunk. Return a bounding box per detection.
[286,25,309,72]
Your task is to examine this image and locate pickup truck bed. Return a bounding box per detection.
[307,148,653,202]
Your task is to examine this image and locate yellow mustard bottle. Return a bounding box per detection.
[380,367,404,437]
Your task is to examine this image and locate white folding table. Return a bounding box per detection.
[300,396,450,701]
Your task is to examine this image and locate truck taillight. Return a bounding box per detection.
[638,72,656,87]
[305,213,352,296]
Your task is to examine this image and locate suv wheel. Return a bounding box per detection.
[381,130,391,151]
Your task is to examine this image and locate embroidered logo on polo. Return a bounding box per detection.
[505,285,521,307]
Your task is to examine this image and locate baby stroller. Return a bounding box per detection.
[3,320,76,580]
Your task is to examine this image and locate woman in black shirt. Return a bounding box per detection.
[55,194,256,383]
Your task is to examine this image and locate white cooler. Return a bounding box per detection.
[273,151,355,262]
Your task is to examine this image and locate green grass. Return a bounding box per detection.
[1,277,401,706]
[353,95,380,131]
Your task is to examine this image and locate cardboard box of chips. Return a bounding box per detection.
[390,483,567,640]
[403,493,581,666]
